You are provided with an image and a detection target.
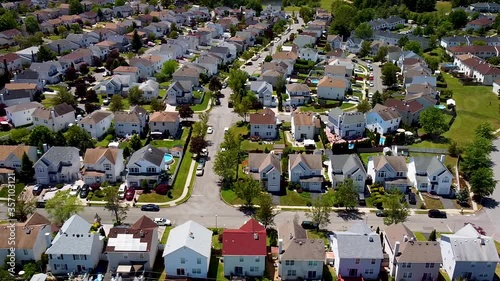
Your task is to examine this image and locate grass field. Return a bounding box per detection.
[41,96,55,107]
[280,189,312,206]
[191,92,212,112]
[436,1,452,13]
[150,127,190,148]
[0,184,25,198]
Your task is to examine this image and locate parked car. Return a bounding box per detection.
[369,82,374,87]
[69,184,81,196]
[36,200,47,208]
[207,126,213,134]
[102,99,110,106]
[32,184,47,196]
[376,210,387,217]
[301,221,319,230]
[125,188,135,201]
[428,209,447,218]
[408,193,417,205]
[118,184,126,199]
[141,204,160,212]
[79,184,90,199]
[196,169,204,176]
[154,217,172,226]
[246,61,253,66]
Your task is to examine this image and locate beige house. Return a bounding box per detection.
[149,111,180,137]
[82,148,124,184]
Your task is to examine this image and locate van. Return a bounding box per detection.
[408,193,417,205]
[358,193,366,205]
[118,184,127,199]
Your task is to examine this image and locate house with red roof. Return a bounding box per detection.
[466,17,494,31]
[384,98,424,126]
[222,218,267,277]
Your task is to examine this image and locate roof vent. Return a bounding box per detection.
[369,236,374,242]
[189,232,194,239]
[140,230,145,238]
[25,228,31,235]
[299,241,303,245]
[289,233,293,240]
[148,148,153,153]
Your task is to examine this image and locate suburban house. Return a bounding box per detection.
[261,69,285,86]
[45,215,104,275]
[466,17,493,31]
[291,112,320,141]
[0,213,52,266]
[13,69,44,89]
[326,108,365,139]
[288,154,324,192]
[34,146,80,184]
[82,148,124,184]
[79,111,114,139]
[163,220,212,278]
[250,81,275,107]
[329,222,383,280]
[440,224,500,281]
[317,76,349,100]
[469,2,500,12]
[5,102,43,127]
[106,216,159,273]
[114,107,148,137]
[249,108,278,139]
[407,156,453,195]
[383,223,442,281]
[384,99,423,126]
[0,144,37,181]
[327,154,367,192]
[137,80,160,101]
[367,155,411,193]
[113,66,139,83]
[248,152,282,192]
[166,81,193,106]
[344,37,364,54]
[29,63,62,84]
[299,48,319,62]
[0,83,37,106]
[327,34,342,49]
[126,145,167,187]
[31,103,75,132]
[285,83,311,107]
[149,111,180,137]
[366,104,402,135]
[172,66,200,87]
[222,219,267,277]
[325,65,350,78]
[0,53,26,74]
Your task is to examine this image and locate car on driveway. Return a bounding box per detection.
[196,169,204,176]
[376,210,387,217]
[79,184,90,199]
[32,184,47,196]
[207,126,213,134]
[428,209,447,218]
[102,99,110,106]
[125,188,135,201]
[245,61,253,66]
[369,82,374,87]
[69,184,81,196]
[141,204,160,212]
[301,220,319,230]
[154,217,172,226]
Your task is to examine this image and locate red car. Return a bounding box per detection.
[125,188,135,201]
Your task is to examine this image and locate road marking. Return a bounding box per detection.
[446,224,453,232]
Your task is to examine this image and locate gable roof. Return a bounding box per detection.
[114,111,141,123]
[370,104,401,121]
[248,152,282,176]
[289,154,323,170]
[249,108,275,125]
[371,155,407,172]
[441,224,500,262]
[79,110,113,125]
[412,156,450,176]
[397,240,442,263]
[0,213,51,250]
[36,146,79,169]
[163,220,212,258]
[83,148,121,165]
[128,145,165,167]
[0,144,36,162]
[384,98,423,114]
[331,222,383,259]
[150,111,179,122]
[317,76,347,88]
[106,216,157,253]
[222,218,267,256]
[384,223,415,253]
[286,83,310,92]
[281,239,326,260]
[31,102,75,120]
[46,215,99,255]
[293,112,317,126]
[329,154,365,175]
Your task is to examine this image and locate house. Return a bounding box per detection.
[79,111,114,139]
[384,99,423,126]
[5,102,43,127]
[114,107,147,137]
[327,35,342,49]
[126,144,167,187]
[272,50,298,65]
[344,37,363,54]
[0,144,37,183]
[46,215,104,275]
[447,45,500,59]
[113,66,139,83]
[0,213,52,266]
[248,152,282,192]
[13,70,44,89]
[29,62,61,84]
[408,156,453,195]
[493,80,500,95]
[106,216,159,273]
[172,66,200,87]
[163,221,212,278]
[32,103,75,132]
[298,48,319,62]
[327,154,366,192]
[196,55,219,76]
[440,224,500,281]
[138,79,159,101]
[261,69,285,86]
[0,53,26,74]
[288,154,323,191]
[291,112,320,141]
[440,36,470,49]
[82,148,124,184]
[277,219,325,281]
[250,81,275,107]
[469,2,500,12]
[329,222,383,280]
[325,65,350,78]
[149,111,180,137]
[166,81,193,106]
[466,17,493,31]
[94,75,132,96]
[34,146,80,184]
[383,224,442,281]
[46,39,80,55]
[59,49,93,70]
[293,34,316,48]
[222,219,267,277]
[326,108,365,139]
[285,84,310,107]
[317,76,349,100]
[367,155,411,193]
[0,83,37,106]
[249,108,278,139]
[366,104,401,135]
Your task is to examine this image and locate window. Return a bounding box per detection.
[106,174,112,179]
[355,259,360,264]
[90,125,93,129]
[442,177,449,183]
[487,263,492,268]
[181,258,185,264]
[403,273,412,278]
[357,174,363,181]
[396,172,404,177]
[23,249,28,255]
[197,258,201,264]
[250,266,259,272]
[285,260,294,266]
[147,167,156,173]
[287,270,297,277]
[104,164,111,171]
[378,171,386,178]
[36,167,44,173]
[123,254,128,259]
[308,261,317,266]
[425,263,435,268]
[365,269,374,274]
[255,258,260,262]
[140,253,144,259]
[129,167,139,173]
[192,268,201,274]
[471,263,475,267]
[402,263,411,268]
[371,259,375,264]
[240,257,244,262]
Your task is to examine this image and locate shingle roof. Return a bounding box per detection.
[0,144,36,162]
[330,222,383,259]
[249,108,275,125]
[46,215,99,255]
[370,104,401,121]
[397,240,442,263]
[114,111,141,123]
[79,110,113,125]
[317,76,347,88]
[83,148,122,165]
[222,219,267,256]
[384,223,415,253]
[292,112,316,126]
[5,102,42,113]
[106,216,157,253]
[441,224,500,262]
[163,220,212,258]
[149,111,179,122]
[0,213,51,249]
[372,155,407,172]
[128,144,164,167]
[286,83,310,93]
[36,146,79,169]
[329,154,365,176]
[384,98,423,114]
[281,239,326,260]
[248,152,281,176]
[413,156,449,177]
[289,154,323,170]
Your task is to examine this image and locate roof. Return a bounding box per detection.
[173,66,200,77]
[317,76,347,88]
[292,112,316,126]
[4,83,37,91]
[114,111,141,123]
[272,51,298,60]
[83,148,122,165]
[31,103,75,120]
[5,102,42,113]
[150,111,179,122]
[79,110,113,125]
[0,53,21,63]
[328,108,365,125]
[330,222,383,259]
[106,216,157,253]
[384,223,414,253]
[0,144,36,161]
[222,218,267,256]
[129,145,165,167]
[0,213,51,249]
[397,240,442,263]
[113,66,139,73]
[289,154,323,170]
[412,156,449,176]
[278,219,307,252]
[36,146,79,169]
[384,98,423,114]
[16,69,39,80]
[441,224,500,262]
[46,215,99,255]
[248,152,282,175]
[286,83,310,93]
[249,108,276,125]
[329,154,365,175]
[163,220,212,258]
[370,104,401,121]
[372,155,408,172]
[468,17,493,26]
[282,239,326,260]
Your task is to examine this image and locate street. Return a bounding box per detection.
[484,138,500,239]
[357,60,384,94]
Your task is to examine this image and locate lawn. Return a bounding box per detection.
[150,127,190,148]
[422,194,444,209]
[358,152,381,166]
[191,92,211,112]
[95,134,115,147]
[306,230,329,245]
[320,0,333,11]
[341,103,356,110]
[0,184,25,198]
[283,6,301,12]
[207,256,226,281]
[220,189,244,205]
[229,122,249,138]
[413,231,428,241]
[241,131,285,151]
[41,96,55,107]
[436,1,452,13]
[280,189,312,206]
[160,226,172,243]
[410,153,458,169]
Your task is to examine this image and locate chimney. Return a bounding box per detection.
[480,238,485,245]
[140,230,145,238]
[278,238,283,254]
[45,232,52,247]
[403,235,408,242]
[31,50,35,63]
[3,59,8,75]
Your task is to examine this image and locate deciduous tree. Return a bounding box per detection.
[104,186,129,225]
[234,178,262,207]
[306,196,332,229]
[150,98,164,111]
[109,95,125,112]
[419,107,449,137]
[129,134,142,151]
[234,96,252,121]
[359,40,372,58]
[65,125,95,152]
[381,63,399,86]
[475,122,494,140]
[189,136,208,156]
[355,23,373,40]
[36,45,57,62]
[128,86,144,105]
[334,179,358,210]
[53,88,77,107]
[25,16,40,34]
[228,69,248,97]
[456,187,469,206]
[45,190,84,223]
[255,193,277,228]
[470,167,496,198]
[28,125,55,147]
[448,9,468,29]
[20,152,35,183]
[8,196,36,222]
[208,76,222,92]
[178,104,194,120]
[383,189,410,225]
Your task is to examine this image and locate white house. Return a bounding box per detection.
[106,216,159,272]
[34,146,80,184]
[126,145,167,187]
[326,108,365,139]
[291,112,320,141]
[440,224,500,281]
[493,80,500,95]
[0,213,52,266]
[0,83,37,106]
[329,222,383,280]
[163,220,212,278]
[149,111,180,137]
[248,152,281,192]
[5,102,43,127]
[298,48,319,62]
[288,154,323,191]
[408,156,453,195]
[82,148,124,184]
[32,103,75,132]
[285,83,310,107]
[249,108,278,139]
[366,104,401,135]
[0,144,37,182]
[79,111,114,139]
[293,34,316,48]
[166,81,193,106]
[317,76,349,100]
[367,155,411,193]
[250,81,275,107]
[327,154,366,192]
[114,106,148,137]
[222,219,267,277]
[137,79,159,101]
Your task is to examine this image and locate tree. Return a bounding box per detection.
[115,0,126,5]
[306,196,332,229]
[128,86,144,105]
[448,9,468,29]
[53,88,77,107]
[57,25,68,38]
[357,99,371,113]
[28,125,55,147]
[208,76,222,92]
[275,76,286,95]
[359,40,372,58]
[397,36,409,48]
[55,130,67,146]
[168,30,179,39]
[109,95,125,112]
[65,125,95,152]
[104,186,129,225]
[428,229,437,241]
[334,179,358,210]
[36,45,57,62]
[456,187,469,206]
[65,66,78,81]
[404,41,423,55]
[20,152,35,183]
[255,193,277,229]
[75,82,87,100]
[129,134,142,151]
[189,136,208,156]
[8,196,36,222]
[461,139,492,179]
[155,60,178,82]
[234,95,252,121]
[234,178,262,207]
[383,189,410,225]
[85,89,99,103]
[381,63,399,86]
[355,23,373,40]
[0,269,15,281]
[131,29,143,52]
[375,46,388,63]
[419,107,449,137]
[324,43,332,53]
[475,122,494,140]
[264,55,272,62]
[150,98,164,111]
[45,190,84,223]
[228,69,248,96]
[470,167,496,198]
[214,149,240,181]
[25,16,40,34]
[371,90,383,107]
[69,0,84,15]
[178,104,194,120]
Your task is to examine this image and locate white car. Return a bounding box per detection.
[207,126,213,134]
[154,218,171,226]
[69,184,81,196]
[368,92,374,98]
[196,169,204,176]
[221,147,226,152]
[369,82,374,87]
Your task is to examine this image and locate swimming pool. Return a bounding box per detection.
[310,79,320,84]
[435,105,446,110]
[164,153,174,164]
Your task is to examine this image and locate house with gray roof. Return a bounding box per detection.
[288,154,324,192]
[172,66,200,87]
[5,101,43,127]
[165,81,193,106]
[13,69,43,89]
[114,106,147,137]
[248,152,281,192]
[327,108,365,139]
[46,39,80,55]
[408,156,453,195]
[46,214,104,275]
[329,222,383,280]
[32,103,75,132]
[34,146,80,184]
[285,83,310,107]
[366,104,401,135]
[440,224,500,281]
[126,144,167,188]
[251,81,275,107]
[327,154,366,192]
[29,62,62,85]
[367,155,411,193]
[79,110,114,139]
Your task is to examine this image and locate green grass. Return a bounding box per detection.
[159,89,166,99]
[160,226,172,243]
[280,189,311,206]
[41,96,55,107]
[306,230,329,245]
[207,256,226,280]
[0,184,25,198]
[439,270,451,281]
[95,134,114,147]
[358,152,380,166]
[410,153,458,169]
[436,1,452,13]
[47,35,62,40]
[150,127,190,148]
[414,231,427,241]
[341,103,356,110]
[284,6,301,12]
[210,230,222,250]
[220,189,244,205]
[191,92,212,112]
[230,123,249,138]
[422,195,444,209]
[320,0,333,11]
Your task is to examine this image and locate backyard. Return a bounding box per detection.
[150,127,190,148]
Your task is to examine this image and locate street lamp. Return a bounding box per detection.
[215,215,218,229]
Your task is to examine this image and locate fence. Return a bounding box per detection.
[407,147,449,154]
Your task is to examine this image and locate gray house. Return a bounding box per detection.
[33,146,80,184]
[327,108,365,139]
[327,154,367,192]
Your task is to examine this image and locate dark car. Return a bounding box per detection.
[351,59,358,63]
[32,184,47,196]
[141,204,160,212]
[36,200,47,208]
[125,188,135,201]
[301,220,319,230]
[79,184,90,199]
[245,61,253,66]
[376,210,387,217]
[408,193,417,205]
[428,209,447,218]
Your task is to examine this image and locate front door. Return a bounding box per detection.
[308,271,317,279]
[176,268,185,276]
[77,265,82,272]
[348,269,358,277]
[234,267,243,275]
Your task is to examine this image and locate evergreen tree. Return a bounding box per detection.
[20,152,35,183]
[131,29,143,52]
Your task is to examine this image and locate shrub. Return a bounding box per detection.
[101,182,110,188]
[155,184,170,195]
[419,203,426,209]
[94,190,105,198]
[55,184,63,189]
[90,183,101,191]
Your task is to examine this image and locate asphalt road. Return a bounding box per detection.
[357,60,384,94]
[484,138,500,239]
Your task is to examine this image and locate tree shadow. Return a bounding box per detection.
[478,197,499,209]
[336,209,365,221]
[238,206,256,216]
